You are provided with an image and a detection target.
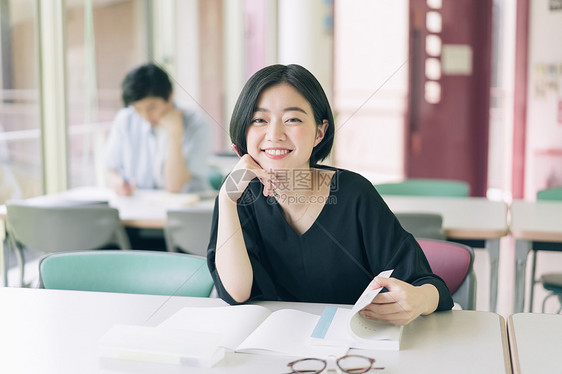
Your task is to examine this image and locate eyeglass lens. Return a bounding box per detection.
[289,355,375,374]
[337,355,374,373]
[289,357,327,373]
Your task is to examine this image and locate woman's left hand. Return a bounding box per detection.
[359,277,439,326]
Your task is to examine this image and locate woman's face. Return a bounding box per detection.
[246,83,327,171]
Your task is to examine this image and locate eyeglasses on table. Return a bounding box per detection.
[286,354,384,373]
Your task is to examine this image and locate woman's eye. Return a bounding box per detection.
[251,118,266,125]
[285,118,302,124]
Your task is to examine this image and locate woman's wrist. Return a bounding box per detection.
[418,283,440,315]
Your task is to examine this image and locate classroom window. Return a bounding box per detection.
[66,0,148,188]
[0,0,42,202]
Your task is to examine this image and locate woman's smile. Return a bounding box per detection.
[262,147,293,159]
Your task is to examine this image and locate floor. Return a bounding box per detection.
[6,238,562,317]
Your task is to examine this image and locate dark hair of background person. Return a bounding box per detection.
[121,63,173,107]
[229,64,335,166]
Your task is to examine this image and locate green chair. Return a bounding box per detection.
[530,186,562,312]
[374,179,470,197]
[39,250,214,297]
[208,167,225,191]
[539,273,562,313]
[537,186,562,201]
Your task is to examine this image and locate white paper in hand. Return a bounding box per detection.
[347,269,400,343]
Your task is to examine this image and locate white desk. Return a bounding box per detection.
[0,187,216,229]
[0,190,509,311]
[383,196,509,312]
[508,313,562,373]
[510,200,562,313]
[0,288,510,374]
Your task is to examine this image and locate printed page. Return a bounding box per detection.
[159,305,271,350]
[346,269,402,349]
[310,270,402,350]
[237,309,348,358]
[349,269,394,316]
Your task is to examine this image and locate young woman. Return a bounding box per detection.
[207,64,453,325]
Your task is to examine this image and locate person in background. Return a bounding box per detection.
[105,63,209,195]
[207,64,453,326]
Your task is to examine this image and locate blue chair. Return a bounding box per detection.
[39,250,214,297]
[374,178,470,197]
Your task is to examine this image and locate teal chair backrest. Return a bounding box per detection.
[374,179,470,197]
[208,168,225,191]
[537,187,562,201]
[39,250,214,297]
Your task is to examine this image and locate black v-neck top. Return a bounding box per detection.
[207,167,453,310]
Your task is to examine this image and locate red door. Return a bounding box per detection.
[407,0,493,197]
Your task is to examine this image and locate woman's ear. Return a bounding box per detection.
[314,120,329,147]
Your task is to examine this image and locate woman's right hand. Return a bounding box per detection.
[221,154,278,201]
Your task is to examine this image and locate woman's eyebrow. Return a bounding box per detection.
[283,106,308,114]
[253,106,309,114]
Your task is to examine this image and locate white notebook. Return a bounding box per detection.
[158,304,348,358]
[310,269,403,350]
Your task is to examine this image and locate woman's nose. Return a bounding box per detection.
[265,120,285,141]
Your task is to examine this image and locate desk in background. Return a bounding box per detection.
[508,313,562,374]
[383,196,509,312]
[510,200,562,313]
[1,189,509,312]
[0,187,216,286]
[0,287,510,374]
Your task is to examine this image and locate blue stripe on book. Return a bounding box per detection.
[311,306,338,339]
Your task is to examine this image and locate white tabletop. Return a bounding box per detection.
[2,189,508,236]
[510,200,562,242]
[508,313,562,374]
[0,288,511,374]
[0,187,217,229]
[510,200,562,312]
[382,196,509,240]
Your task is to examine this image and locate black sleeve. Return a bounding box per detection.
[354,174,454,311]
[206,182,279,305]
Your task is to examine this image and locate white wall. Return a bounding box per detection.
[525,1,562,199]
[333,0,408,182]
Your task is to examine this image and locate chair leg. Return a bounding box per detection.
[529,250,538,312]
[542,293,559,313]
[7,233,26,287]
[14,246,25,287]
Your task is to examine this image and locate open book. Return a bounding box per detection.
[158,304,348,358]
[310,269,403,350]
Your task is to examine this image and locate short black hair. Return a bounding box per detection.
[229,64,334,166]
[121,63,173,106]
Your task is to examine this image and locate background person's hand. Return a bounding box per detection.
[359,277,439,326]
[158,107,184,137]
[115,177,136,196]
